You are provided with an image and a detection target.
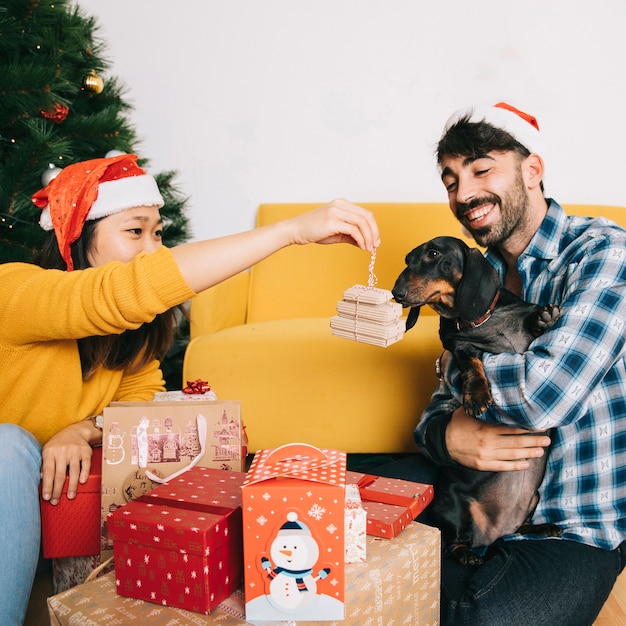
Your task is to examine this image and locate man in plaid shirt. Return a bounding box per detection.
[383,102,626,625]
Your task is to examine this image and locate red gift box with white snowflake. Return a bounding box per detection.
[108,467,245,614]
[346,471,434,538]
[242,443,346,622]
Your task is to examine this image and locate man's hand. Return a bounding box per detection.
[445,407,551,471]
[40,420,100,505]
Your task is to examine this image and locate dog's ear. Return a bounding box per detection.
[456,248,501,322]
[405,306,420,331]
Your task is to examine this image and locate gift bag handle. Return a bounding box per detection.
[135,413,208,484]
[264,442,329,464]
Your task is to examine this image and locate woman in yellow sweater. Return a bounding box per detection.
[0,153,380,624]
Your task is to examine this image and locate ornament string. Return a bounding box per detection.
[354,248,378,341]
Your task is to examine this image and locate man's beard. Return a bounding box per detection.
[458,170,529,248]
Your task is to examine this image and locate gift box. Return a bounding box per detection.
[242,443,346,622]
[40,447,102,559]
[101,400,244,557]
[347,471,434,538]
[344,483,366,563]
[109,467,245,614]
[48,522,441,626]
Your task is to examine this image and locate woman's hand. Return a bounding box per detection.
[284,198,381,251]
[40,420,100,505]
[445,407,552,471]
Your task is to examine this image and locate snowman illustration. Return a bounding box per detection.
[261,512,331,612]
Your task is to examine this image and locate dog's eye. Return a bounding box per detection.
[427,249,440,260]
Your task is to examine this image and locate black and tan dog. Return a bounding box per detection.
[392,235,562,564]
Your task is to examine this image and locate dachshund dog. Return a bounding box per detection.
[392,235,562,564]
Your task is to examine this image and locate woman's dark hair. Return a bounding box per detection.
[34,219,178,380]
[436,114,544,192]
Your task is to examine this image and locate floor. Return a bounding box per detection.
[24,560,626,625]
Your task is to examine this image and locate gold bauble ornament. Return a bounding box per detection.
[82,69,104,94]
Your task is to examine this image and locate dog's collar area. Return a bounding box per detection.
[456,289,501,330]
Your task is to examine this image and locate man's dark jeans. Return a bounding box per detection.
[374,455,626,626]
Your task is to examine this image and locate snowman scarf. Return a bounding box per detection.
[267,566,313,592]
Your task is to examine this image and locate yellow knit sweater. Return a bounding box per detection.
[0,246,196,444]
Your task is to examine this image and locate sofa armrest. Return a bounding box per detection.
[189,271,250,340]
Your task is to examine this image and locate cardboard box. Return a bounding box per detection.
[48,522,441,625]
[109,467,245,614]
[347,471,434,538]
[40,447,102,558]
[242,443,346,622]
[101,400,243,556]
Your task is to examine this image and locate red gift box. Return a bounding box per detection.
[242,443,346,622]
[40,447,102,558]
[109,467,245,614]
[346,471,434,538]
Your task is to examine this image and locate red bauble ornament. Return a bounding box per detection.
[40,103,69,124]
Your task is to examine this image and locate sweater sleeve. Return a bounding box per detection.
[0,246,196,346]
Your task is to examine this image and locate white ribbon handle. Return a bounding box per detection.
[136,413,208,484]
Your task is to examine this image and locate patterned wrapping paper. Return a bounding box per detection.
[346,471,434,538]
[108,467,245,614]
[241,443,347,622]
[48,522,441,626]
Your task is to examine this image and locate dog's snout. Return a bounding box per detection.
[392,288,405,303]
[392,277,408,303]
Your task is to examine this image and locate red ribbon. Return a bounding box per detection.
[183,379,212,394]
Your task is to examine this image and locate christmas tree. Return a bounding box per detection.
[0,0,190,264]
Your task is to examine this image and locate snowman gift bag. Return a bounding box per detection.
[242,443,346,621]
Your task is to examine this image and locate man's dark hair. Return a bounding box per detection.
[437,113,544,192]
[437,114,531,164]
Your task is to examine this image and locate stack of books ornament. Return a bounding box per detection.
[330,284,404,348]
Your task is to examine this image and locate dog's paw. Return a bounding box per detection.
[462,382,492,417]
[461,360,492,416]
[516,522,563,538]
[531,304,562,337]
[448,544,484,566]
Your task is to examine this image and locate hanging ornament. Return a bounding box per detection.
[41,163,62,186]
[82,69,104,94]
[40,102,69,124]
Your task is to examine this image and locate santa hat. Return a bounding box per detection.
[442,102,545,158]
[32,154,164,271]
[278,512,311,536]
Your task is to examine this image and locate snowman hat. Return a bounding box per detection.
[32,153,163,271]
[442,101,545,158]
[278,512,311,536]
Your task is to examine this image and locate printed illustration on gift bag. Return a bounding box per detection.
[101,400,243,556]
[242,443,346,622]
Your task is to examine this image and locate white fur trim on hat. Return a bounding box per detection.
[443,104,545,158]
[39,174,164,231]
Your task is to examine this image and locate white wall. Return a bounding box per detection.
[76,0,626,242]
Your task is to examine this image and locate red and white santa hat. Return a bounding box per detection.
[442,101,545,158]
[32,153,163,271]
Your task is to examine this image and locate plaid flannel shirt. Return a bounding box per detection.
[416,199,626,550]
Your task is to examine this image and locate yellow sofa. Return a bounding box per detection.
[183,202,626,453]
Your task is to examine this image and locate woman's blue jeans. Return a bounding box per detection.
[375,454,626,626]
[0,424,42,626]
